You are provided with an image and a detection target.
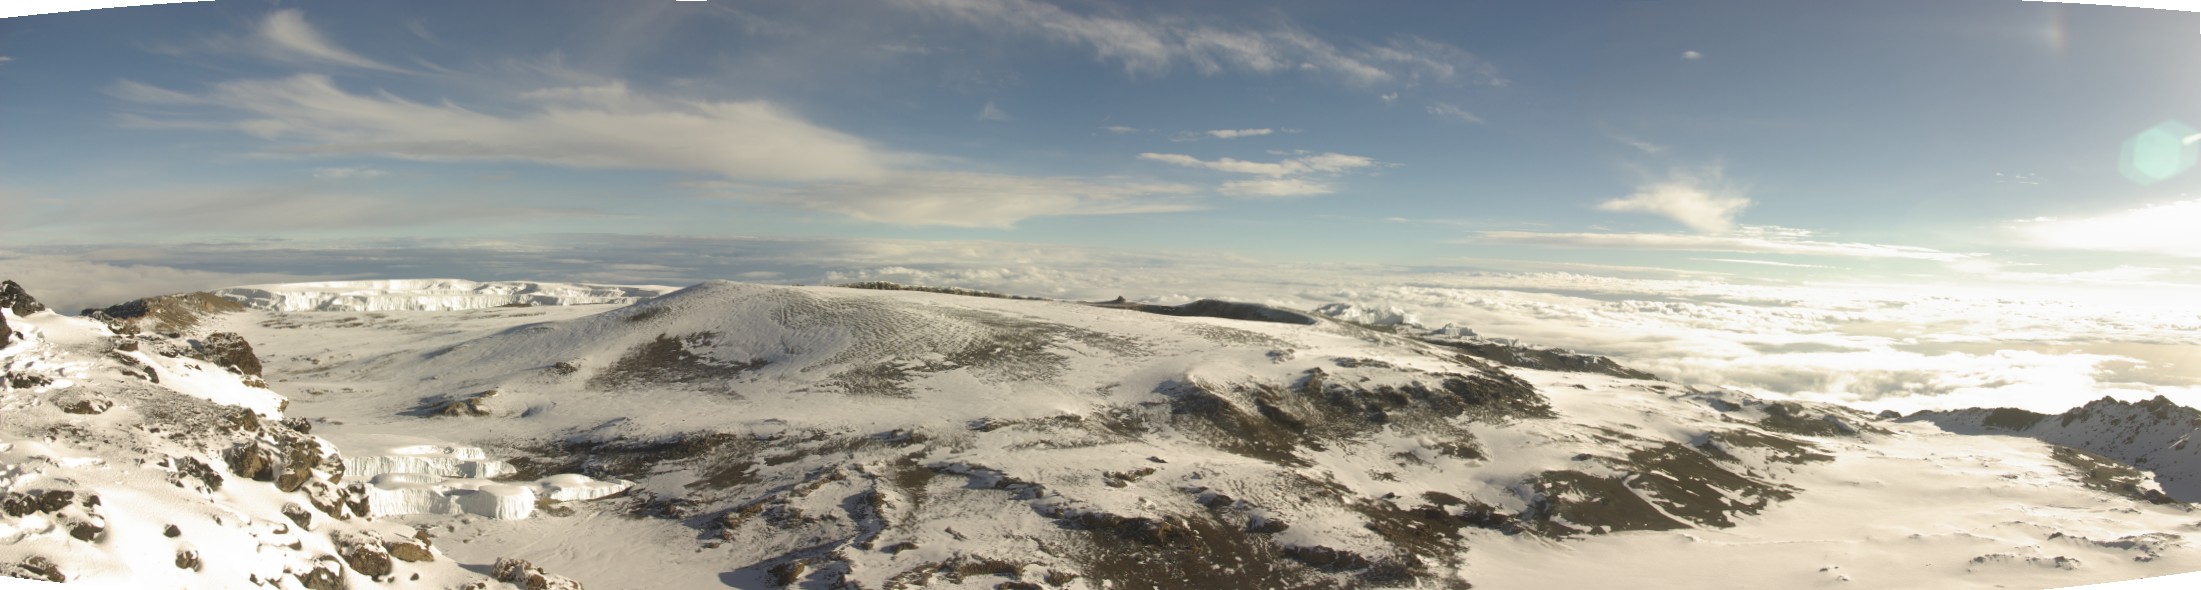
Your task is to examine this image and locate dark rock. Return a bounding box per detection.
[34,490,74,513]
[164,524,182,538]
[385,537,435,563]
[493,557,585,589]
[294,557,346,590]
[189,332,264,377]
[62,398,113,415]
[174,549,201,570]
[435,390,497,418]
[68,520,104,542]
[0,280,46,317]
[4,371,51,390]
[282,502,314,529]
[3,555,65,582]
[282,417,314,434]
[89,291,243,335]
[175,456,224,491]
[335,532,394,577]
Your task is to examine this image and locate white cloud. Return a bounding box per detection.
[978,100,1011,121]
[1694,258,1828,269]
[2016,199,2201,257]
[1101,125,1142,134]
[1138,152,1375,176]
[254,9,407,73]
[312,167,387,179]
[1682,50,1703,60]
[726,171,1201,228]
[891,0,1500,87]
[1379,92,1398,103]
[114,74,893,183]
[1614,135,1667,154]
[1219,178,1332,197]
[1426,101,1482,124]
[1141,151,1376,198]
[1476,229,1971,261]
[0,56,13,65]
[1597,165,1752,232]
[1204,128,1273,139]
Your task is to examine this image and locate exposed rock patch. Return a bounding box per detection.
[188,332,265,377]
[85,291,244,335]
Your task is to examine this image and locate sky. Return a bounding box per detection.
[3,0,2201,413]
[2,0,2200,280]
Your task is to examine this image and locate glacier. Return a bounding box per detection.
[212,279,677,312]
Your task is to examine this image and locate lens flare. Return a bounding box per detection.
[2120,120,2200,185]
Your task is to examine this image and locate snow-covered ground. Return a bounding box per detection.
[8,277,2201,589]
[0,286,614,588]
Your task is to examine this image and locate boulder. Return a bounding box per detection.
[293,556,346,590]
[385,536,435,563]
[493,557,585,590]
[334,532,394,578]
[174,549,201,571]
[62,398,114,415]
[1,556,65,583]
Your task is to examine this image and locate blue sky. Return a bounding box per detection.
[3,0,2200,288]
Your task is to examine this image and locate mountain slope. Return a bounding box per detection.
[177,279,2201,590]
[0,282,614,589]
[1905,397,2201,502]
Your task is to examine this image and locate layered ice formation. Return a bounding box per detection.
[213,279,677,312]
[345,437,630,520]
[342,441,513,480]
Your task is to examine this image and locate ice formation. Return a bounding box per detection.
[213,279,676,312]
[347,440,629,520]
[342,442,513,479]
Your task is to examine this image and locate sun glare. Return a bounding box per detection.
[2025,199,2201,257]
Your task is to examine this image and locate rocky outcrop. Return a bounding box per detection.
[0,280,45,318]
[85,291,245,335]
[1419,334,1657,380]
[1905,396,2201,501]
[1096,298,1321,325]
[434,390,498,417]
[189,332,265,377]
[492,558,585,590]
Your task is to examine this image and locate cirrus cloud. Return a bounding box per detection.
[719,171,1201,228]
[113,74,895,183]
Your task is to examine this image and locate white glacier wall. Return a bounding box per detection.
[347,437,630,520]
[344,444,513,480]
[535,474,632,502]
[451,483,537,520]
[212,279,678,312]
